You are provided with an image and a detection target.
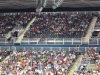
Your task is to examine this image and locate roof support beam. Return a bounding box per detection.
[52,0,64,9]
[36,0,47,12]
[80,0,95,7]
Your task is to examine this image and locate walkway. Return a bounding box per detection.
[15,18,36,43]
[0,56,10,66]
[83,17,97,43]
[68,55,83,75]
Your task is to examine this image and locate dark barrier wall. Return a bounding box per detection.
[0,7,100,13]
[0,46,100,51]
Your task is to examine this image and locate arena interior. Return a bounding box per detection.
[0,0,100,75]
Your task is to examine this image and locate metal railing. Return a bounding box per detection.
[21,37,100,45]
[0,46,100,51]
[0,37,100,45]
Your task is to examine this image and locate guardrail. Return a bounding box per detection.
[0,46,99,51]
[21,37,100,45]
[0,37,100,45]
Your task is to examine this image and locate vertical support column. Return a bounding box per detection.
[97,38,98,45]
[63,38,64,45]
[5,38,6,44]
[69,47,70,51]
[50,47,52,51]
[88,37,89,45]
[15,46,16,50]
[72,38,73,45]
[60,47,61,51]
[54,38,55,44]
[24,47,25,50]
[45,38,47,44]
[81,38,82,45]
[28,39,29,44]
[85,47,87,52]
[37,38,38,44]
[32,47,34,50]
[41,47,43,50]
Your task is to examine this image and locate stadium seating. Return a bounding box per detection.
[0,49,11,62]
[0,12,34,38]
[24,12,93,38]
[74,49,100,75]
[0,49,76,75]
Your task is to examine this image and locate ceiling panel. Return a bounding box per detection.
[0,0,99,9]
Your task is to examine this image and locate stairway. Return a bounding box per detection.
[83,17,98,43]
[15,18,36,43]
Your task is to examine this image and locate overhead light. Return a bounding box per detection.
[36,0,47,12]
[36,6,43,12]
[52,0,64,9]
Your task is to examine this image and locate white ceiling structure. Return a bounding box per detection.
[0,0,100,9]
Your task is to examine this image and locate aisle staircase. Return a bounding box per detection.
[15,18,36,43]
[68,55,83,75]
[83,17,97,43]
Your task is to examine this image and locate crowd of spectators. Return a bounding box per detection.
[0,49,11,62]
[24,12,93,38]
[0,49,76,75]
[74,49,100,75]
[0,12,34,38]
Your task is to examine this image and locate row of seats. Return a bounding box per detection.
[0,49,76,75]
[0,12,34,38]
[24,12,93,38]
[74,49,100,75]
[0,50,11,62]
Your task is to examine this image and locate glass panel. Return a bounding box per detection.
[98,38,100,44]
[64,42,72,44]
[1,46,6,50]
[89,38,97,44]
[38,38,46,44]
[6,39,14,45]
[52,47,60,50]
[16,46,24,50]
[70,47,76,51]
[73,42,81,45]
[64,38,72,44]
[43,47,50,50]
[79,47,85,52]
[64,38,72,42]
[55,38,63,44]
[29,38,37,42]
[97,47,100,51]
[73,38,81,42]
[73,38,81,45]
[34,47,41,50]
[25,46,32,50]
[61,47,69,51]
[0,38,5,44]
[21,41,29,44]
[47,38,54,44]
[82,37,89,44]
[22,38,28,41]
[21,38,29,44]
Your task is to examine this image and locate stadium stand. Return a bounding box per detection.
[0,12,100,75]
[24,12,93,38]
[0,12,34,44]
[73,49,100,75]
[0,47,12,63]
[0,12,33,38]
[0,49,77,75]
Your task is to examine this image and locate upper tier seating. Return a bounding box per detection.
[24,12,93,38]
[0,12,34,38]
